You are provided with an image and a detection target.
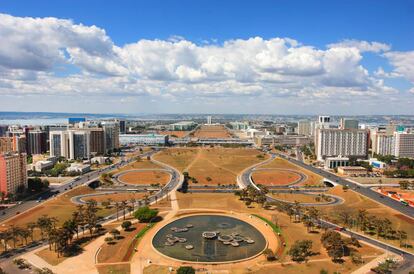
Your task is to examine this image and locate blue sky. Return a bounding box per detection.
[0,0,413,114]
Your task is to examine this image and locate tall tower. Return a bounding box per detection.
[207,116,212,125]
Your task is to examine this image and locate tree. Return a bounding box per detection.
[288,240,313,262]
[26,222,37,242]
[34,267,55,274]
[121,221,132,231]
[133,206,158,223]
[263,248,276,261]
[110,229,120,240]
[177,266,195,274]
[85,200,98,235]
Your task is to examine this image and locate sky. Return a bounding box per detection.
[0,0,413,115]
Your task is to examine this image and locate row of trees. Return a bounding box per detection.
[333,209,409,247]
[0,200,102,257]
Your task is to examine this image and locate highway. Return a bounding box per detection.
[277,153,414,218]
[0,150,156,224]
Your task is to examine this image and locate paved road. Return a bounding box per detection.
[277,153,414,218]
[0,150,154,224]
[0,148,183,265]
[320,219,414,274]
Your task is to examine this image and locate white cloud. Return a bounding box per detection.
[0,13,410,109]
[384,51,414,83]
[328,39,391,53]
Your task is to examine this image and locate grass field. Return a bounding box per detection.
[269,192,327,204]
[252,170,301,186]
[83,192,148,203]
[153,147,268,185]
[118,170,170,185]
[323,186,414,249]
[193,125,232,138]
[98,223,146,264]
[261,157,324,186]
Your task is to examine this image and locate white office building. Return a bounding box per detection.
[394,132,414,158]
[316,128,368,161]
[297,120,311,136]
[373,133,395,156]
[49,130,91,160]
[340,118,359,129]
[119,134,168,145]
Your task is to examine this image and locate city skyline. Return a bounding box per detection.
[0,0,413,114]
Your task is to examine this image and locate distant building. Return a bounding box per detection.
[89,128,105,155]
[33,160,54,172]
[297,120,311,136]
[0,125,8,137]
[68,118,86,124]
[49,130,91,160]
[340,118,359,129]
[324,157,349,169]
[229,122,249,130]
[316,128,369,161]
[170,121,197,131]
[394,132,414,158]
[119,134,168,145]
[207,116,212,125]
[119,120,126,134]
[369,159,387,169]
[26,130,48,155]
[66,163,91,174]
[102,122,120,152]
[372,133,394,156]
[254,135,311,147]
[0,136,26,154]
[337,166,367,176]
[0,152,27,195]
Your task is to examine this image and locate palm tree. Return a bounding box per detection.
[26,222,37,242]
[121,200,128,220]
[0,230,12,252]
[129,198,136,212]
[9,225,22,249]
[114,202,120,221]
[20,228,30,246]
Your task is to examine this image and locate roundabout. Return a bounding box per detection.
[151,214,268,263]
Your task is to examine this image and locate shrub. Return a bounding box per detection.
[177,266,195,274]
[133,206,158,222]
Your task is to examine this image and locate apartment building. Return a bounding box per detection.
[0,152,27,195]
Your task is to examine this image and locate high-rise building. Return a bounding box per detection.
[102,122,120,152]
[207,116,212,125]
[394,132,414,158]
[0,137,14,153]
[297,120,311,136]
[69,131,90,160]
[49,131,70,158]
[0,152,27,195]
[0,125,8,137]
[119,120,126,134]
[89,128,105,155]
[26,130,48,155]
[373,133,395,156]
[316,128,369,161]
[0,136,26,153]
[340,118,359,129]
[49,130,91,160]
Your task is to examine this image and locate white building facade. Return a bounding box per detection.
[316,129,368,161]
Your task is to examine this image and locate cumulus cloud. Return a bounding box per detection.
[0,13,410,104]
[327,39,391,53]
[384,51,414,84]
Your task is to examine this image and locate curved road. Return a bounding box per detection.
[240,152,414,273]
